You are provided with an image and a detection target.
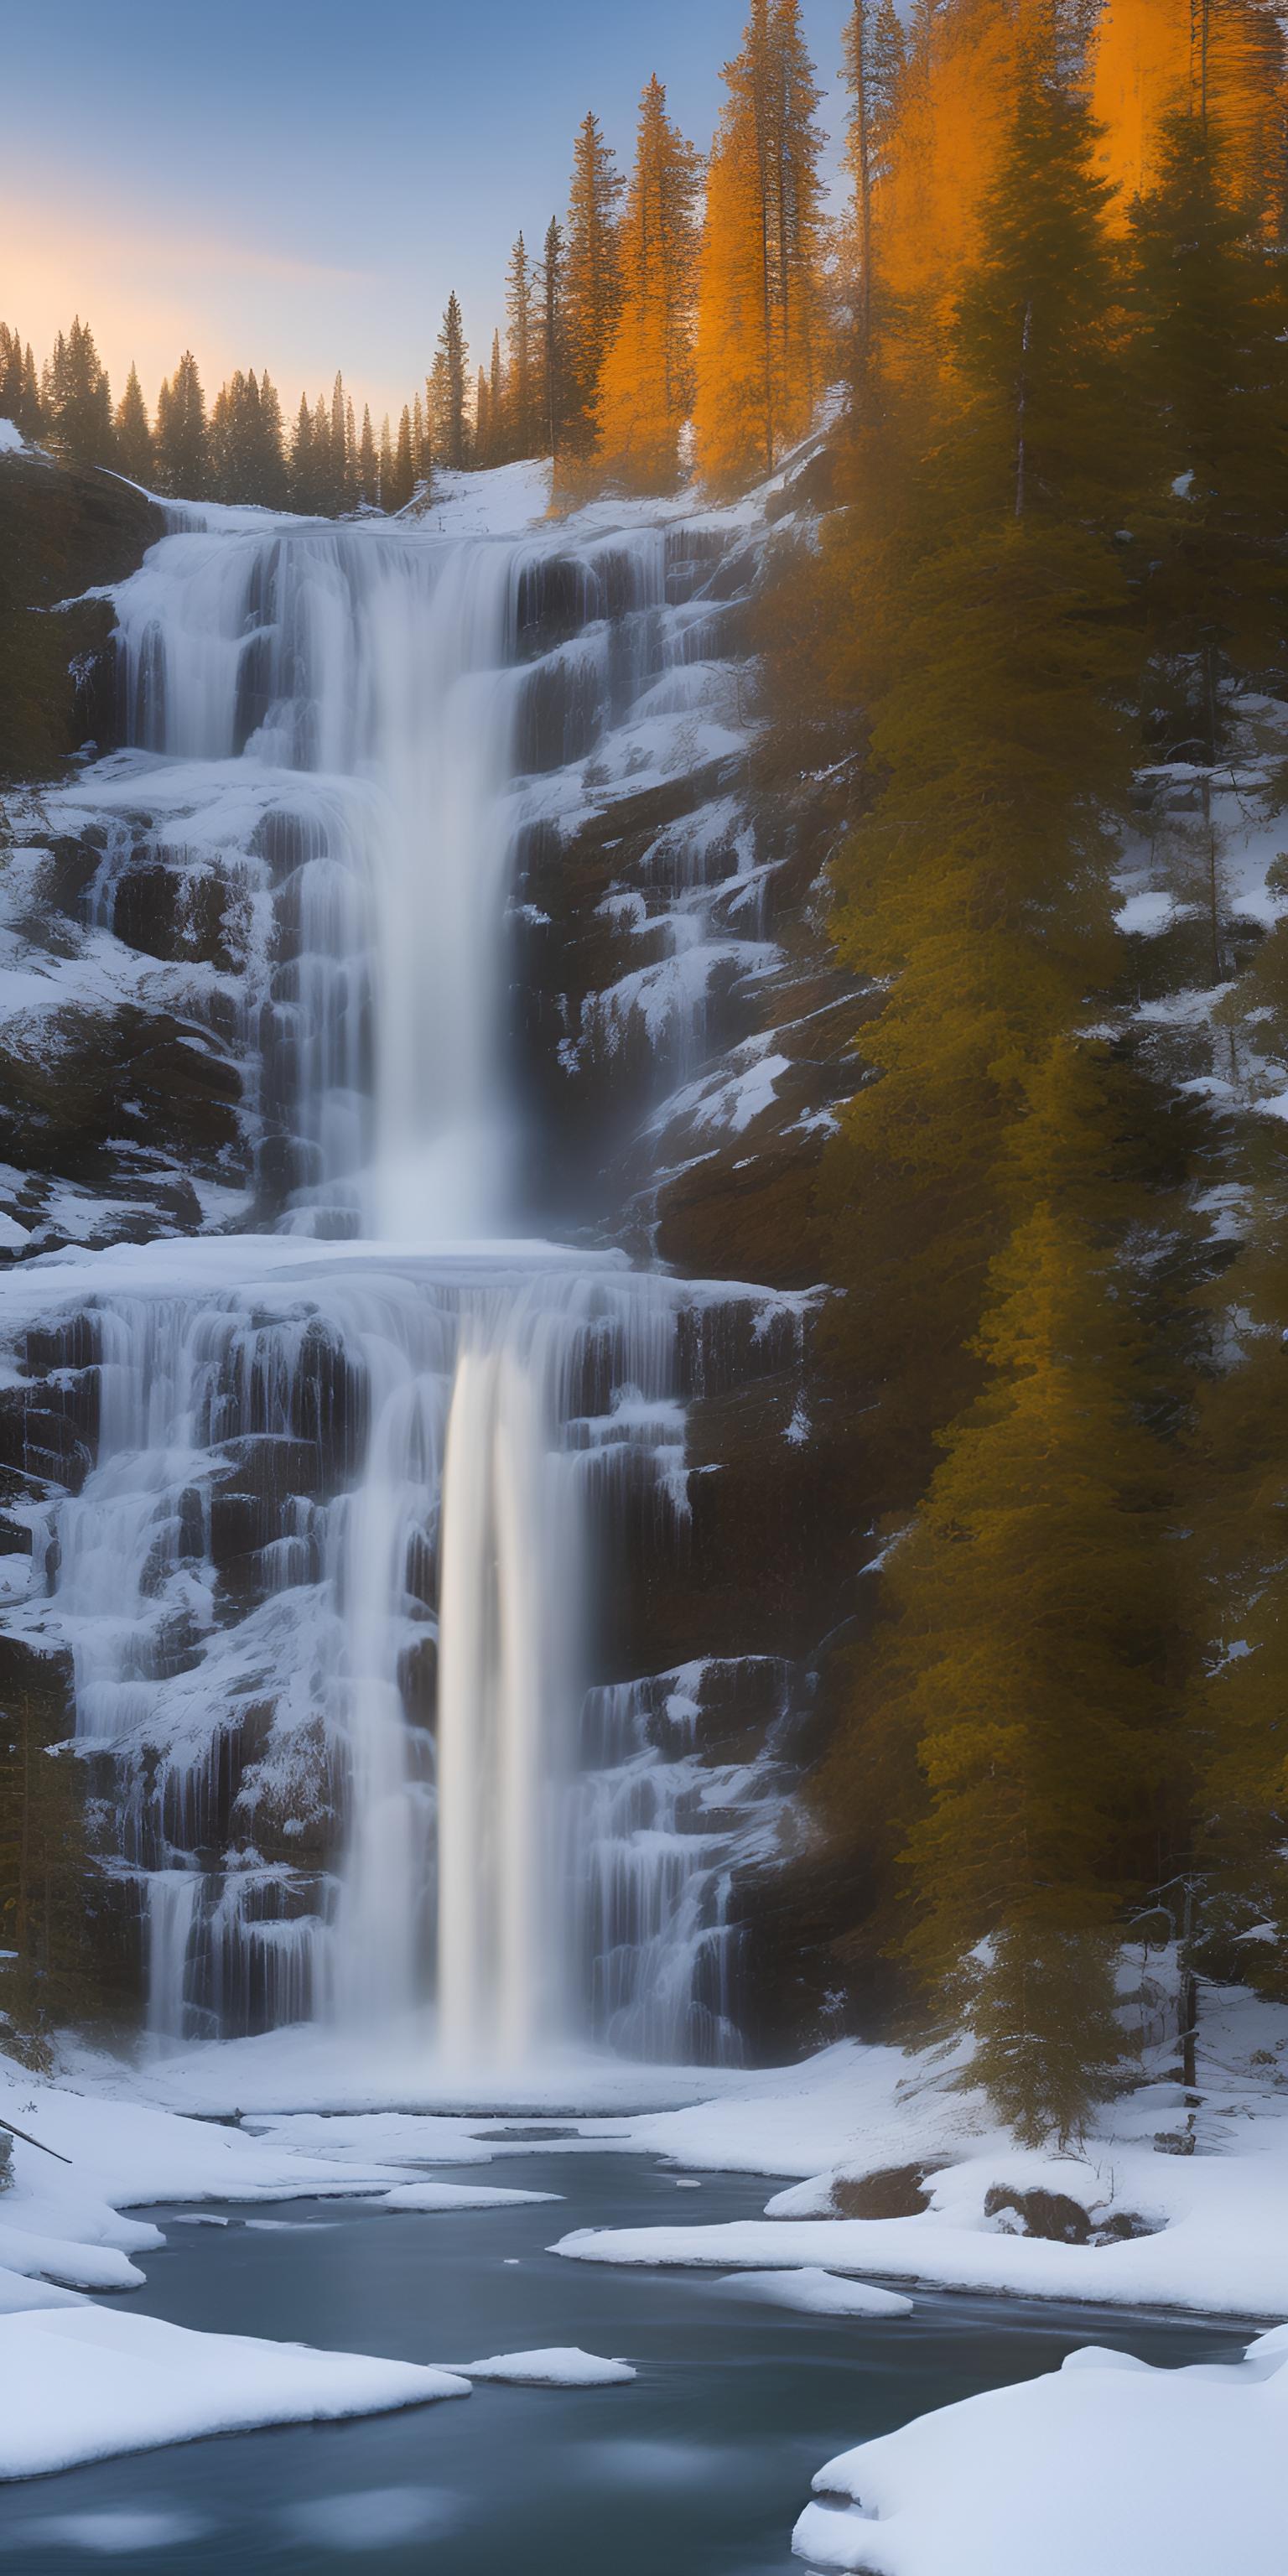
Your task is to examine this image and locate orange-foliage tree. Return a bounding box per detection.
[594,75,700,495]
[693,0,829,493]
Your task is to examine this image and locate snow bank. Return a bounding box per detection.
[552,2155,1288,2319]
[0,2055,411,2303]
[0,418,27,455]
[444,2345,636,2386]
[792,2325,1288,2576]
[719,2268,912,2319]
[0,2307,468,2480]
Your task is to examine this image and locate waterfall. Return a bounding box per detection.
[3,488,786,2067]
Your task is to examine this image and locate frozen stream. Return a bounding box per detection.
[0,2153,1245,2573]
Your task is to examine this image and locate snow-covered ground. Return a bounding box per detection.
[793,2324,1288,2576]
[4,2003,1288,2561]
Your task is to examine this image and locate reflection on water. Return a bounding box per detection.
[0,2154,1248,2576]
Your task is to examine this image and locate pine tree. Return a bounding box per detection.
[389,403,414,509]
[489,330,505,459]
[358,402,377,505]
[377,412,394,508]
[255,371,288,508]
[878,1179,1175,2142]
[505,233,540,458]
[540,216,571,459]
[1130,108,1288,765]
[153,349,209,496]
[291,392,318,512]
[113,363,153,483]
[595,76,701,494]
[564,110,625,455]
[475,365,491,468]
[42,316,113,467]
[433,291,470,470]
[0,325,42,438]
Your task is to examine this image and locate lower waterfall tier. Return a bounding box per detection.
[0,1235,802,2066]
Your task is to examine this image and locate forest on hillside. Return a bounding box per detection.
[4,0,1288,2154]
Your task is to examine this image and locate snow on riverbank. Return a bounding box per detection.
[0,2308,468,2480]
[792,2325,1288,2576]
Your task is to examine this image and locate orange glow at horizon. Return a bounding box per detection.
[3,184,406,428]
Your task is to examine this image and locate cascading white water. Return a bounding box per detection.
[6,488,783,2066]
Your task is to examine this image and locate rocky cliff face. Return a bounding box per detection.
[0,441,870,2059]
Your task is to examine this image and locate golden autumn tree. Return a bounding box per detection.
[693,0,829,492]
[594,75,700,495]
[1090,0,1285,213]
[842,0,907,366]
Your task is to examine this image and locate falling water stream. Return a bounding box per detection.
[9,495,784,2069]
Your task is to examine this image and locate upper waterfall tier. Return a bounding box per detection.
[102,501,740,1244]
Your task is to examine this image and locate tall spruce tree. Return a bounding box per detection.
[433,292,470,470]
[564,111,624,457]
[358,402,377,504]
[153,349,209,496]
[505,233,540,458]
[540,216,571,459]
[113,363,153,482]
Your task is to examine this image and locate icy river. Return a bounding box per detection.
[0,2152,1244,2573]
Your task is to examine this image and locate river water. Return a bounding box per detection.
[0,2153,1247,2573]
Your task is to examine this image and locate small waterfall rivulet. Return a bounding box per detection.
[4,492,796,2067]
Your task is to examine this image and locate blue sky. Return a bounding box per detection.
[8,0,853,425]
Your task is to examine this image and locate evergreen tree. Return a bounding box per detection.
[505,233,540,458]
[540,216,571,459]
[358,402,377,504]
[291,392,319,512]
[880,1175,1175,2141]
[113,362,153,483]
[475,365,492,467]
[42,317,113,467]
[256,371,288,508]
[433,291,470,470]
[325,371,356,511]
[595,76,701,494]
[388,403,415,509]
[1130,109,1288,766]
[489,330,505,458]
[0,325,42,437]
[377,412,395,507]
[153,349,209,496]
[564,111,625,455]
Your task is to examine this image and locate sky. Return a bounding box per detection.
[5,0,854,429]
